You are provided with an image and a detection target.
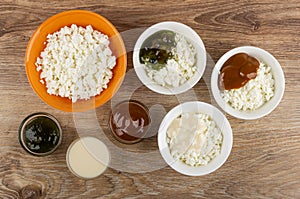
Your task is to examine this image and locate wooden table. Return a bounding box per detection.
[0,0,299,198]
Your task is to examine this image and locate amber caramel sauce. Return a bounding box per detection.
[220,53,260,90]
[109,100,150,144]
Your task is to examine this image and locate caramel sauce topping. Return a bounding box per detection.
[220,53,260,90]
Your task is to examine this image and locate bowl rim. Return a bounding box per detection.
[157,101,233,176]
[25,10,127,112]
[133,21,206,95]
[211,46,285,120]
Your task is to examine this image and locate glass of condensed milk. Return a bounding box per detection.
[66,137,110,179]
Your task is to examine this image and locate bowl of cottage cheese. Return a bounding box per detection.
[211,46,285,120]
[25,10,127,112]
[158,101,233,176]
[133,22,206,95]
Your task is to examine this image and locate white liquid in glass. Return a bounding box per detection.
[67,137,110,179]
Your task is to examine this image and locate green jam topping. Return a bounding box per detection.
[139,30,176,70]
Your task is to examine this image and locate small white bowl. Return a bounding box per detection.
[133,21,206,95]
[211,46,285,120]
[158,101,233,176]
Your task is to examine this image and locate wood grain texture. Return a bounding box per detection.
[0,0,299,198]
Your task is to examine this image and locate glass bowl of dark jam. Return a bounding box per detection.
[18,112,62,156]
[109,100,151,144]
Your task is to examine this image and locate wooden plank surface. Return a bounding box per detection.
[0,0,299,198]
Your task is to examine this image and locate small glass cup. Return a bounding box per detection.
[66,137,110,179]
[18,112,62,156]
[109,100,151,144]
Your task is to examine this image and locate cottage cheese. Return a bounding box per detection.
[167,112,223,166]
[35,24,116,102]
[145,33,196,87]
[221,62,275,111]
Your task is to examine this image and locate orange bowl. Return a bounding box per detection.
[25,10,127,112]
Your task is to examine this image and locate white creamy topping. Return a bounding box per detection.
[167,112,223,166]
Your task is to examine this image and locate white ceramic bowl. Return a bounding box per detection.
[211,46,285,120]
[158,101,233,176]
[133,21,206,95]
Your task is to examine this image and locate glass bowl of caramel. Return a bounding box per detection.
[109,100,151,144]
